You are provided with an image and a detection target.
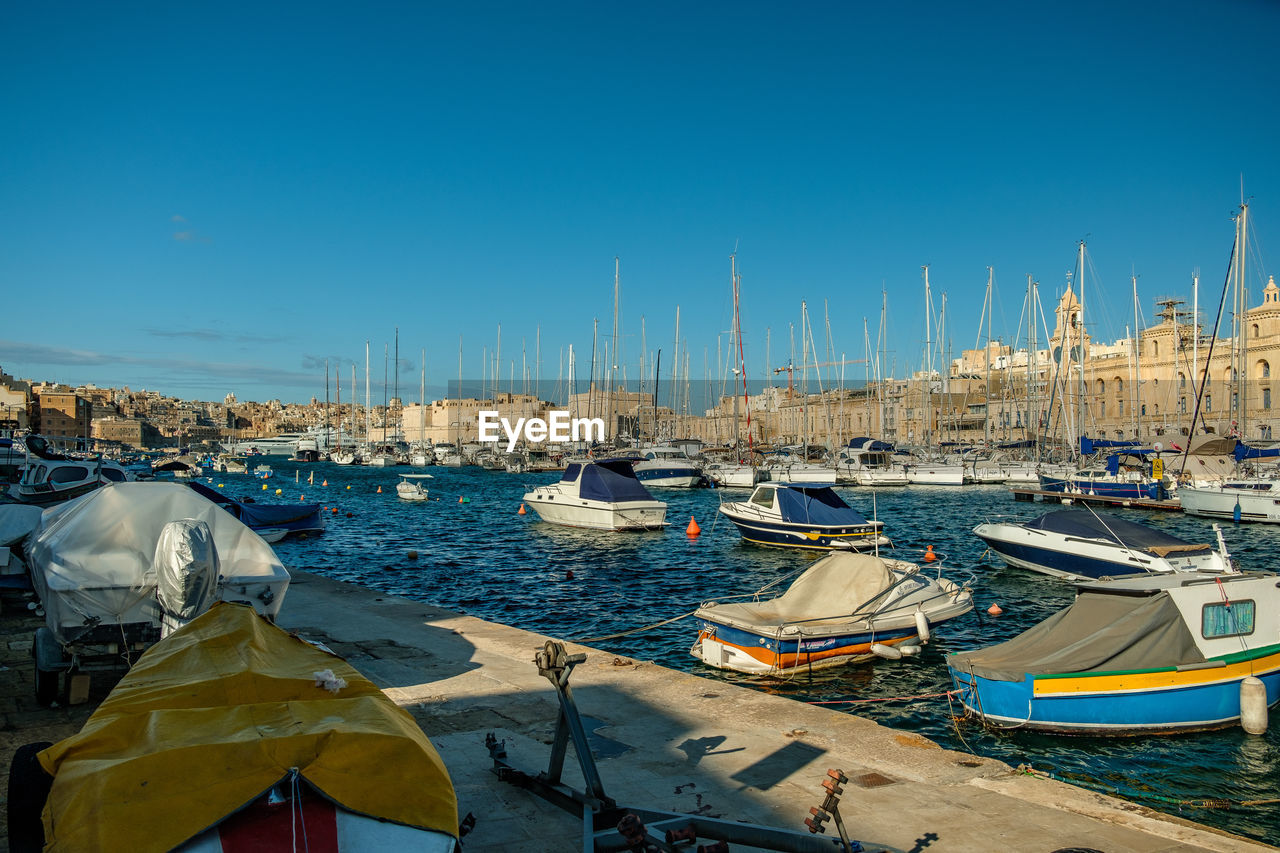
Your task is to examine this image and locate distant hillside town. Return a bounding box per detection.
[4,275,1280,453]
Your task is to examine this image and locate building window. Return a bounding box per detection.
[1179,373,1186,388]
[1265,388,1272,410]
[1260,360,1271,379]
[1180,397,1187,413]
[1202,600,1254,639]
[1206,394,1212,412]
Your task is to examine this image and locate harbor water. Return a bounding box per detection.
[254,461,1280,844]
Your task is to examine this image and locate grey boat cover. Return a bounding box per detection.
[0,504,45,547]
[1022,510,1209,555]
[699,552,894,629]
[947,589,1203,682]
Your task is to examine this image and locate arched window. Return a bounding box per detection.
[1178,373,1186,388]
[1252,323,1260,337]
[1113,377,1124,395]
[1096,379,1106,395]
[1258,359,1271,379]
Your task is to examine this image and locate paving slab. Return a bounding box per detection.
[274,570,1276,853]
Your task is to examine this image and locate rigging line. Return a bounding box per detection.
[575,610,697,644]
[1178,231,1238,475]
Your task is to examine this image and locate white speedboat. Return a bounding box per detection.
[833,442,908,486]
[396,473,432,501]
[703,460,764,488]
[975,509,1235,581]
[691,551,973,675]
[522,459,667,531]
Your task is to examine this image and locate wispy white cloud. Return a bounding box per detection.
[170,214,187,223]
[145,328,282,345]
[0,340,319,390]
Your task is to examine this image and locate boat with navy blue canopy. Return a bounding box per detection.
[522,459,667,530]
[974,509,1232,581]
[187,481,326,539]
[718,482,888,551]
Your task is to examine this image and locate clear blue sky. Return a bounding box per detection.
[2,2,1278,404]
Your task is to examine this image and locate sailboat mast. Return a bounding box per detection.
[984,267,993,446]
[364,341,371,443]
[1234,202,1250,437]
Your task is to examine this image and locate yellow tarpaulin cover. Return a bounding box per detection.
[38,602,457,852]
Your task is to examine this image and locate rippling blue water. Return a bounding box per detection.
[256,461,1278,843]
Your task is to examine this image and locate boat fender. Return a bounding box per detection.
[897,644,922,657]
[1241,676,1268,735]
[914,609,931,643]
[870,642,902,661]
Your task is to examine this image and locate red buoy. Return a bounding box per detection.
[686,516,701,537]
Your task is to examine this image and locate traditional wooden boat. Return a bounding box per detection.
[947,570,1280,734]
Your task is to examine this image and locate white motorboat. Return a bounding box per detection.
[718,482,889,551]
[630,445,703,488]
[703,460,764,488]
[396,473,433,501]
[9,436,134,505]
[975,509,1235,581]
[522,459,667,531]
[833,441,908,486]
[691,550,974,675]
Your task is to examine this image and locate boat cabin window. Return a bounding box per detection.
[48,465,88,484]
[749,487,774,508]
[1201,600,1255,639]
[101,468,127,482]
[23,465,47,484]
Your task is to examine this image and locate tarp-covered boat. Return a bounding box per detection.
[189,480,325,538]
[692,551,973,675]
[27,482,290,648]
[947,571,1280,733]
[19,602,458,852]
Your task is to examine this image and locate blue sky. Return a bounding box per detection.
[2,2,1278,404]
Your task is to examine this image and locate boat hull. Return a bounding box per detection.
[905,464,966,485]
[972,521,1221,580]
[948,650,1280,734]
[719,509,888,551]
[692,624,919,675]
[1179,483,1280,523]
[522,491,667,531]
[1039,474,1164,501]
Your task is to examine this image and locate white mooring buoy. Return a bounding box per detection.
[914,609,932,644]
[1240,676,1268,735]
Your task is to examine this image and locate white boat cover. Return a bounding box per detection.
[27,482,289,644]
[700,552,894,629]
[0,503,44,547]
[947,589,1203,682]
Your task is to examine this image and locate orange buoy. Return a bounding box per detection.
[518,503,527,515]
[322,480,328,486]
[923,544,937,562]
[686,516,701,537]
[300,494,305,501]
[376,486,382,493]
[331,507,338,514]
[987,603,1003,616]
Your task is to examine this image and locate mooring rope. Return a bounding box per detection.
[575,610,698,643]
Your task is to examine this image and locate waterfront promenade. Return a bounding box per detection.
[0,570,1273,852]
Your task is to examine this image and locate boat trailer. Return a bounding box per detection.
[485,640,882,852]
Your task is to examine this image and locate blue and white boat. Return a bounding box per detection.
[974,509,1233,581]
[522,459,667,531]
[630,445,703,488]
[1038,438,1172,501]
[188,482,325,539]
[947,570,1280,734]
[718,482,888,551]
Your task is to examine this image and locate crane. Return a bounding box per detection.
[773,359,866,394]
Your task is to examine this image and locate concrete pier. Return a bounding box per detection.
[1,571,1273,852]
